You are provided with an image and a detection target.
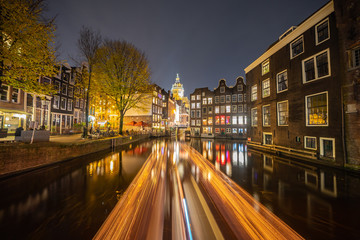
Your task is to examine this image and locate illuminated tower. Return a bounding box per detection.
[171,73,184,101]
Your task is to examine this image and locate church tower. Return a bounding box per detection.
[171,73,184,100]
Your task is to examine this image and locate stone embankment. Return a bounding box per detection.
[0,134,150,178]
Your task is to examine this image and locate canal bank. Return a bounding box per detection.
[0,134,150,178]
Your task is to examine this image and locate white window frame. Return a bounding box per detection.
[290,35,304,59]
[262,104,271,127]
[60,97,67,110]
[238,84,243,91]
[232,94,237,102]
[232,116,237,125]
[11,87,20,103]
[196,95,201,100]
[262,79,270,98]
[277,100,288,126]
[238,94,243,102]
[53,96,60,109]
[0,84,9,101]
[262,59,270,76]
[251,85,257,101]
[215,96,219,104]
[304,136,317,150]
[320,137,335,159]
[232,105,237,113]
[226,95,231,103]
[208,97,213,104]
[215,106,219,114]
[191,95,195,101]
[305,91,328,127]
[276,70,288,93]
[263,132,273,145]
[315,18,330,45]
[302,48,331,84]
[226,105,231,113]
[67,99,73,111]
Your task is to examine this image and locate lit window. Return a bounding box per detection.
[290,36,304,58]
[208,98,213,104]
[316,18,329,45]
[215,128,220,133]
[191,103,195,109]
[251,85,257,101]
[232,128,237,133]
[226,128,231,133]
[220,106,225,113]
[264,133,273,145]
[226,116,231,125]
[304,136,317,150]
[302,49,330,83]
[208,117,213,125]
[202,118,207,126]
[220,115,225,125]
[215,106,219,114]
[238,116,243,125]
[262,59,270,75]
[232,116,237,125]
[306,92,328,126]
[263,105,270,126]
[277,70,288,93]
[226,105,231,113]
[202,98,207,105]
[196,103,201,109]
[197,95,201,100]
[215,116,220,125]
[262,79,270,98]
[191,95,195,100]
[251,108,257,126]
[277,101,288,126]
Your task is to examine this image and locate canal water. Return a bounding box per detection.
[0,138,359,239]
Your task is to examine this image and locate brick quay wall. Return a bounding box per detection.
[0,135,150,178]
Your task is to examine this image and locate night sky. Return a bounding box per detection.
[46,0,328,97]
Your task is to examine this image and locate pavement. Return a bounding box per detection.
[0,133,88,144]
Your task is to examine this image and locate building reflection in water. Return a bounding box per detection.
[189,138,360,240]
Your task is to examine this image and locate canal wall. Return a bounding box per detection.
[0,134,150,178]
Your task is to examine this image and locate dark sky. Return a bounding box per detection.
[46,0,328,97]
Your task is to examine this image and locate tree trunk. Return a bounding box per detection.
[119,113,124,135]
[83,69,92,138]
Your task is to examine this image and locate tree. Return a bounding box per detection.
[94,40,152,134]
[77,26,102,138]
[0,0,57,95]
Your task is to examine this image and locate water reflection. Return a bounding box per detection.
[0,141,152,239]
[188,138,360,240]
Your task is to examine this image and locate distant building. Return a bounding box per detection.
[189,77,247,138]
[123,84,163,132]
[50,64,75,134]
[245,1,347,165]
[171,73,184,101]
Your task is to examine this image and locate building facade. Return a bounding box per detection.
[245,1,345,165]
[334,0,360,167]
[190,77,248,138]
[50,64,75,134]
